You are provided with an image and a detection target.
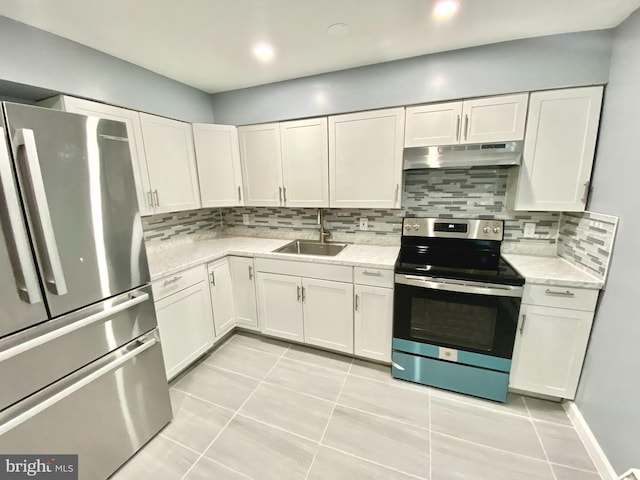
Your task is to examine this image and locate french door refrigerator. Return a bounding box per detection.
[0,103,171,479]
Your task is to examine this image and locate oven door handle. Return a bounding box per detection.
[395,274,523,298]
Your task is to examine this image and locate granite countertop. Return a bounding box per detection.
[146,235,400,281]
[502,253,603,289]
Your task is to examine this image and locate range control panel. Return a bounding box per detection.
[402,218,504,241]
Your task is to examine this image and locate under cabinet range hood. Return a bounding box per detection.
[403,141,523,170]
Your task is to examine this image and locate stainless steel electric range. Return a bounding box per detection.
[392,217,525,402]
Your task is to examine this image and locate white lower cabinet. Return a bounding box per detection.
[229,256,259,331]
[354,284,393,362]
[255,259,355,353]
[207,258,236,339]
[302,278,354,354]
[510,284,598,399]
[153,267,215,380]
[256,272,304,341]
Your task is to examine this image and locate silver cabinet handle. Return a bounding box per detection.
[283,186,287,203]
[519,314,527,335]
[355,294,359,311]
[0,333,157,437]
[545,288,575,297]
[0,292,149,363]
[248,265,253,280]
[147,190,154,209]
[153,189,160,207]
[362,270,383,277]
[301,286,306,303]
[455,115,461,141]
[463,114,469,141]
[163,275,182,286]
[237,186,242,202]
[0,128,42,304]
[297,285,301,301]
[210,271,215,286]
[13,128,67,296]
[581,181,590,204]
[279,186,283,203]
[394,184,399,204]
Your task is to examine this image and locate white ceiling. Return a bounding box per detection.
[1,0,639,94]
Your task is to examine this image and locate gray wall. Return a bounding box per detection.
[0,16,213,123]
[575,8,640,474]
[210,30,613,125]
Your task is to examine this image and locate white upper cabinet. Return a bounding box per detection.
[193,124,243,207]
[404,94,528,147]
[279,117,329,207]
[329,108,405,209]
[139,113,201,214]
[238,123,283,206]
[461,93,528,144]
[508,86,603,212]
[239,119,329,208]
[40,96,153,216]
[405,101,463,147]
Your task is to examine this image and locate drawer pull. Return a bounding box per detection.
[362,270,383,277]
[163,276,182,286]
[545,288,575,297]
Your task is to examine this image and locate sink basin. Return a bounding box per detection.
[274,240,347,256]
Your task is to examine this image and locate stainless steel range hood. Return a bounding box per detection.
[403,141,523,170]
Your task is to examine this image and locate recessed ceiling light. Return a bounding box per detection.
[327,23,350,37]
[252,43,274,63]
[433,0,459,19]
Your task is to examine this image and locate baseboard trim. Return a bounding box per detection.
[564,401,618,480]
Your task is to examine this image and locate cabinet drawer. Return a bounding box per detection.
[152,265,206,301]
[522,284,599,312]
[354,267,394,287]
[254,258,352,282]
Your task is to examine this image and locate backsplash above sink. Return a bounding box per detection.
[142,167,560,246]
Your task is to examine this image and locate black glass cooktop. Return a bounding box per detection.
[395,237,525,286]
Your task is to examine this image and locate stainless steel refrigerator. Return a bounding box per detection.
[0,103,172,479]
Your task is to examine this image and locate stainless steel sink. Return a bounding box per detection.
[274,240,348,256]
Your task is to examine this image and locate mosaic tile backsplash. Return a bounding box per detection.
[222,168,560,244]
[142,208,222,242]
[557,211,619,281]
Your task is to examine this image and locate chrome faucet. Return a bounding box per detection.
[317,208,331,243]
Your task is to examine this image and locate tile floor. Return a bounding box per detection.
[111,332,601,480]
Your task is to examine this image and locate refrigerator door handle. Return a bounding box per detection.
[0,334,158,437]
[0,291,149,363]
[0,128,42,304]
[13,128,67,296]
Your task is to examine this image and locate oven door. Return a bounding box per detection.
[393,274,522,360]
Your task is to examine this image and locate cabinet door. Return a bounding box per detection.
[461,93,528,144]
[57,96,154,215]
[354,285,393,362]
[329,108,404,209]
[207,258,236,339]
[239,123,283,206]
[302,278,354,354]
[510,304,594,399]
[280,117,329,207]
[155,282,215,380]
[511,87,603,212]
[405,101,463,147]
[229,256,258,331]
[139,113,201,214]
[193,124,243,207]
[256,272,303,341]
